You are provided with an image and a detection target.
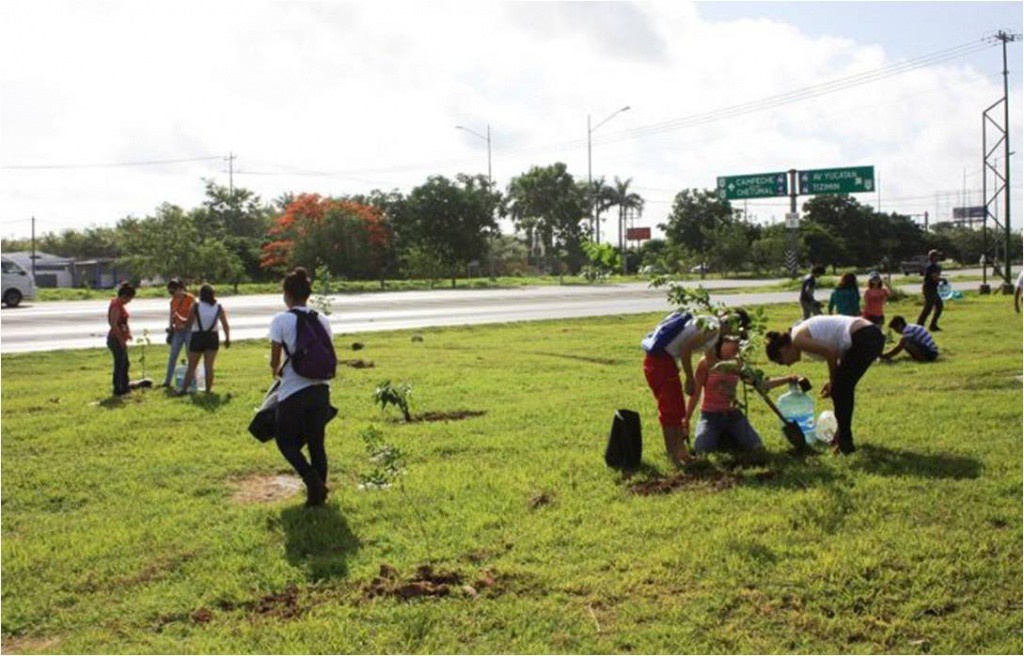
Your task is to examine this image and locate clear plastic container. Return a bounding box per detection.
[777,382,817,444]
[816,410,838,442]
[173,362,205,392]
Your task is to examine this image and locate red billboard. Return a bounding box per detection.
[626,227,651,240]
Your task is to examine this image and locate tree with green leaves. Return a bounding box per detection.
[660,188,737,254]
[504,163,588,274]
[404,174,500,288]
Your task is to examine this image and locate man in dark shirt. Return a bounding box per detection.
[799,265,826,319]
[916,249,944,331]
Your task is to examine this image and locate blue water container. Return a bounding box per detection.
[777,382,817,444]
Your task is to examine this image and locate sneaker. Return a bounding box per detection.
[929,325,942,332]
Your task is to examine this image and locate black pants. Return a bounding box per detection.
[833,325,885,454]
[917,290,943,328]
[275,384,330,484]
[107,335,130,396]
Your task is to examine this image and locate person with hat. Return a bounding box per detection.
[861,271,891,326]
[917,249,944,331]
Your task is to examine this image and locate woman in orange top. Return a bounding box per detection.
[107,282,136,396]
[861,272,890,326]
[162,278,195,387]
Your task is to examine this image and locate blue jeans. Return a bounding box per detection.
[694,411,764,453]
[107,335,130,396]
[162,329,192,385]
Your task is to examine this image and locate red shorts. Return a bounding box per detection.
[643,353,685,428]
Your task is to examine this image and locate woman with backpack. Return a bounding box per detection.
[268,267,337,507]
[177,284,230,395]
[641,308,749,466]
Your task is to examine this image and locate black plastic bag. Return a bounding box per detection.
[605,409,642,470]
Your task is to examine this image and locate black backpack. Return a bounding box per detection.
[605,409,642,470]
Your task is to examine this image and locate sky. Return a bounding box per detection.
[1,0,1022,244]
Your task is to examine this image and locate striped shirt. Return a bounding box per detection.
[903,324,938,355]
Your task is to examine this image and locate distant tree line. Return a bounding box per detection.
[3,169,1019,287]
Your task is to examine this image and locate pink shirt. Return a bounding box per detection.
[698,359,739,413]
[863,287,889,317]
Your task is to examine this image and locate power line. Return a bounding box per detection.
[1,155,223,170]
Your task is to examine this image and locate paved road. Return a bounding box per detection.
[0,276,1002,354]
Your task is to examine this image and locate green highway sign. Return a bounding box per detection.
[716,172,788,200]
[798,166,875,195]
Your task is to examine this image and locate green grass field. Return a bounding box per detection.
[2,295,1021,653]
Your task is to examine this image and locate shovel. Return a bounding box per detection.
[751,383,807,453]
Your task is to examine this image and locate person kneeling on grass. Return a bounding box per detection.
[641,309,749,465]
[685,336,801,461]
[881,316,939,362]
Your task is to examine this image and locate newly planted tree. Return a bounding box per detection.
[374,380,413,422]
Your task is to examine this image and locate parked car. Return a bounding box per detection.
[1,256,36,307]
[899,255,930,276]
[690,263,710,274]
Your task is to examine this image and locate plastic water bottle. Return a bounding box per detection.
[816,411,838,443]
[777,382,816,445]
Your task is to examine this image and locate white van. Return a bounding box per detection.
[1,256,36,307]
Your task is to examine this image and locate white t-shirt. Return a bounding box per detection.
[663,317,718,359]
[193,301,221,333]
[1016,270,1023,292]
[792,315,857,356]
[268,306,334,401]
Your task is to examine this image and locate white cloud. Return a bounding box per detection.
[1,0,1020,239]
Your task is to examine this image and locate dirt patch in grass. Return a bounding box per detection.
[629,470,740,495]
[229,474,304,504]
[339,359,374,369]
[363,563,502,601]
[186,585,305,626]
[1,635,59,654]
[415,410,487,422]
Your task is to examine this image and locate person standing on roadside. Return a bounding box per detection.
[828,273,861,316]
[917,249,944,331]
[106,282,136,397]
[161,278,195,388]
[269,268,336,507]
[800,265,826,319]
[177,284,230,395]
[1014,270,1022,313]
[861,272,891,326]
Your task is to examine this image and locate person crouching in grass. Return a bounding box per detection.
[685,336,802,462]
[881,316,939,362]
[641,309,750,466]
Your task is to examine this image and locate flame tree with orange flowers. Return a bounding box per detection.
[260,193,393,280]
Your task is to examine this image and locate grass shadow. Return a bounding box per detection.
[188,392,234,412]
[281,504,361,581]
[853,444,982,480]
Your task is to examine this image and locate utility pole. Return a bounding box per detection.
[997,30,1018,291]
[226,152,237,196]
[30,216,36,279]
[787,169,799,277]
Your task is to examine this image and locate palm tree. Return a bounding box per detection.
[583,176,616,242]
[607,177,645,271]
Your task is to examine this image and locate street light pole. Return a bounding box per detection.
[587,105,630,243]
[455,124,492,184]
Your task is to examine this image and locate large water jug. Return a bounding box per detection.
[937,280,953,301]
[777,382,816,444]
[173,361,205,392]
[816,411,838,443]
